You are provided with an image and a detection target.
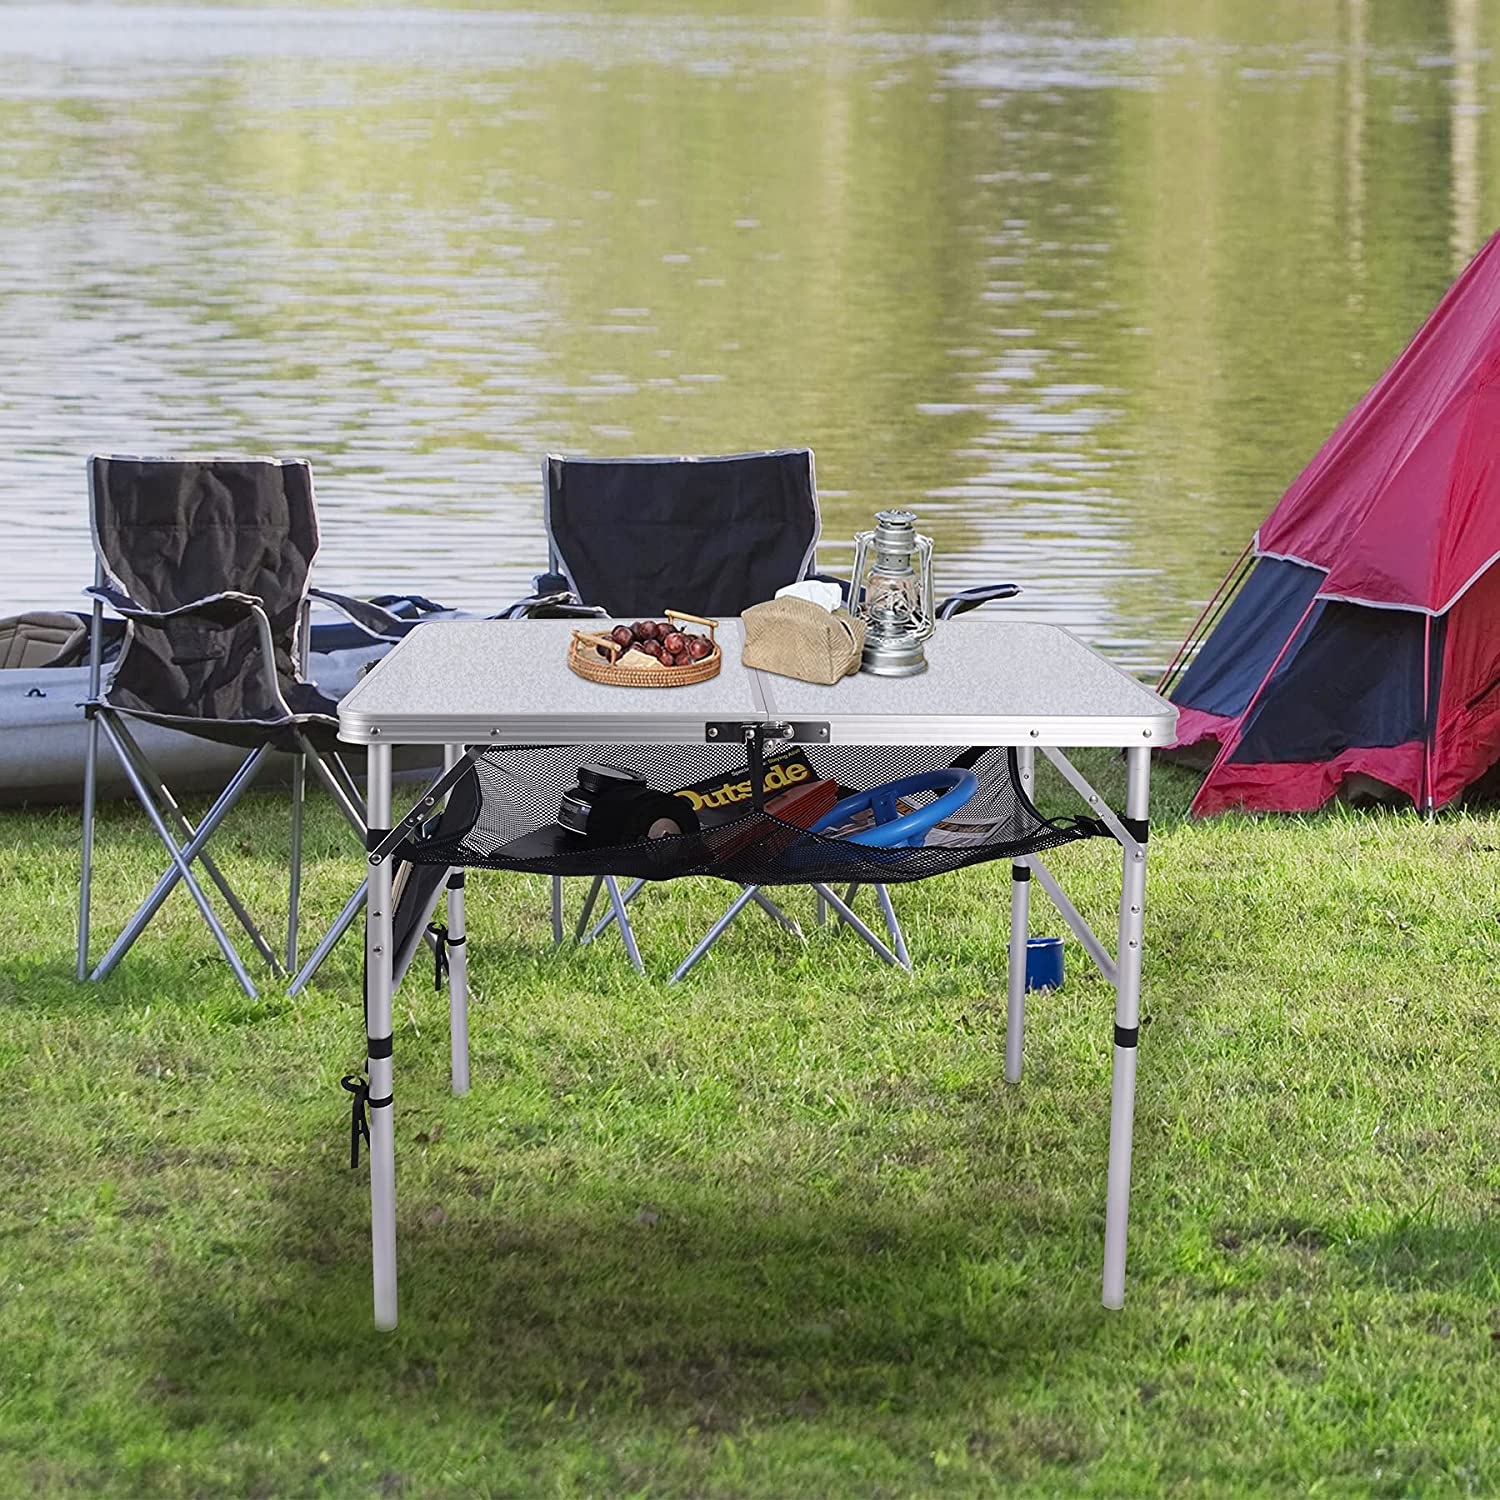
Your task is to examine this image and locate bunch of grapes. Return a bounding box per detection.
[601,619,715,668]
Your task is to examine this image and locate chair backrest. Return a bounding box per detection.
[544,450,820,617]
[89,454,318,662]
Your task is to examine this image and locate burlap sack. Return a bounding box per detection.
[741,596,866,684]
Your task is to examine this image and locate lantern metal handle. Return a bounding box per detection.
[914,533,935,641]
[849,528,872,615]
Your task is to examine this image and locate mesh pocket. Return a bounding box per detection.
[400,743,1103,886]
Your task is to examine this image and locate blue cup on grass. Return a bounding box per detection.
[1023,936,1064,991]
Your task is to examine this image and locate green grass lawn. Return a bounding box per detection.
[2,751,1498,1497]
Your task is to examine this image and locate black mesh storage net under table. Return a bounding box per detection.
[401,741,1099,887]
[334,615,1177,1332]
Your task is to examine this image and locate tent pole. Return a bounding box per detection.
[1156,540,1253,696]
[1421,614,1435,818]
[1191,595,1320,817]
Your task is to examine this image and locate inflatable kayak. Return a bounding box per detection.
[0,596,454,808]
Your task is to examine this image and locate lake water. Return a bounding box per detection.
[2,0,1496,674]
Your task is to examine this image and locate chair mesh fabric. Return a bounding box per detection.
[90,456,338,748]
[546,451,819,617]
[401,745,1100,887]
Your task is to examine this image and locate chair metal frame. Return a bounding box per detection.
[76,455,407,998]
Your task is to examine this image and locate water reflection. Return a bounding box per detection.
[0,1,1494,673]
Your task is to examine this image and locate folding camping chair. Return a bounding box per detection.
[500,450,1021,979]
[493,450,873,971]
[76,455,417,998]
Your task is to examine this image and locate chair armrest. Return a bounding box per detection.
[367,592,449,618]
[936,582,1022,620]
[308,588,411,642]
[500,589,607,621]
[86,583,266,628]
[85,585,286,714]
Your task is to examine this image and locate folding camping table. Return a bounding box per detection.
[337,617,1176,1330]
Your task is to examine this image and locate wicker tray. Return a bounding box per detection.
[568,609,722,688]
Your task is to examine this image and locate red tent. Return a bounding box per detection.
[1163,228,1500,815]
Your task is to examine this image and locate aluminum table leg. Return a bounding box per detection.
[1102,745,1150,1310]
[1005,745,1034,1084]
[365,743,398,1329]
[443,746,470,1097]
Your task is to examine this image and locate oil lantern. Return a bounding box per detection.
[848,509,936,676]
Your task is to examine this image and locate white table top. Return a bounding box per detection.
[338,617,1176,747]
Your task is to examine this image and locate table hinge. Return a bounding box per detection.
[367,748,479,866]
[705,720,830,745]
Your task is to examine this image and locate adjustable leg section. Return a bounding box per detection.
[444,873,470,1095]
[1005,745,1034,1084]
[441,747,470,1097]
[1006,864,1031,1084]
[364,743,398,1330]
[1102,746,1150,1310]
